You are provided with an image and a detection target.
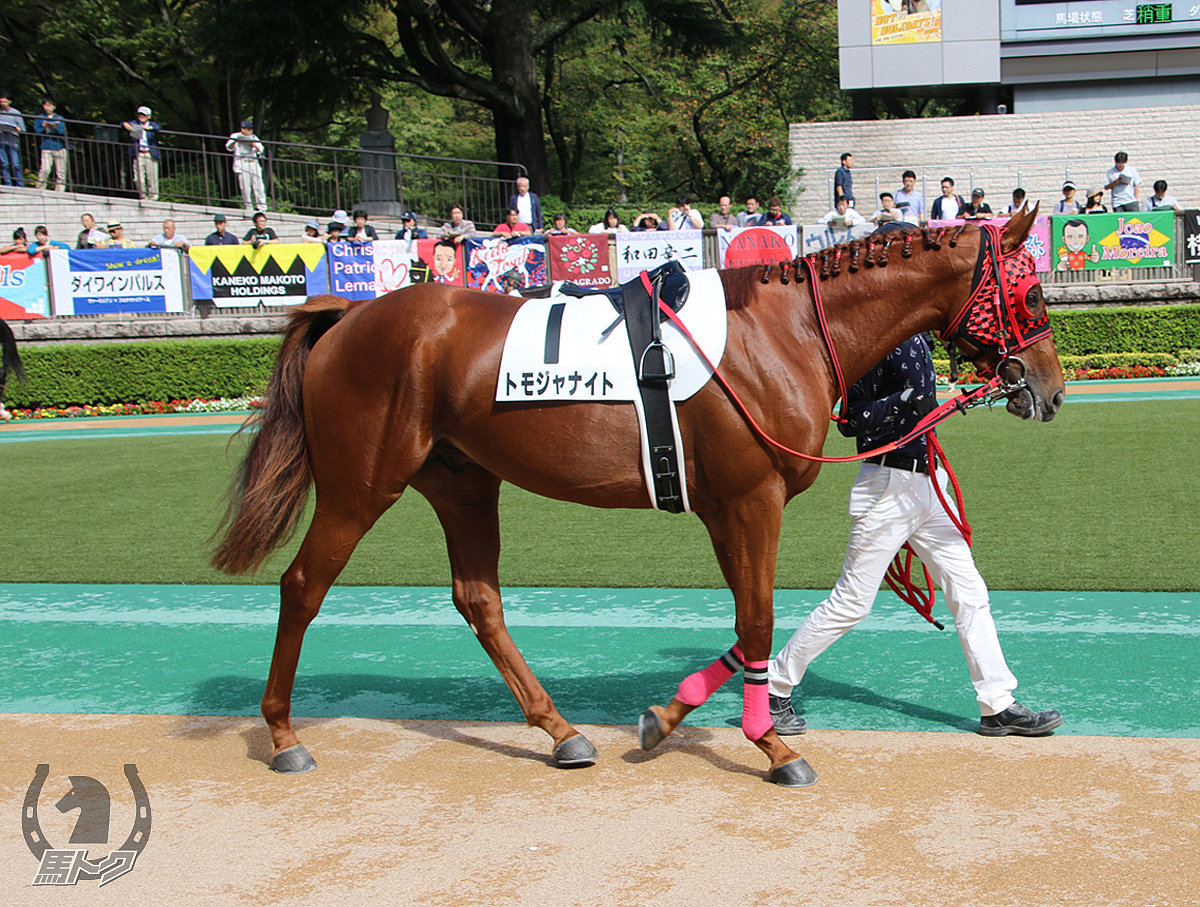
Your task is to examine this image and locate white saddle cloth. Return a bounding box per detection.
[495,269,728,403]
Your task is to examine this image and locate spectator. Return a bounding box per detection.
[301,220,325,243]
[347,208,379,243]
[870,191,902,224]
[667,194,704,230]
[761,196,792,226]
[243,211,279,248]
[819,196,866,229]
[205,213,240,245]
[440,204,476,244]
[76,213,107,248]
[1104,152,1141,212]
[29,225,69,254]
[0,227,29,255]
[894,170,924,224]
[331,209,352,231]
[963,188,993,220]
[589,209,627,234]
[632,210,666,232]
[834,152,855,207]
[121,106,161,201]
[736,196,762,227]
[226,120,267,215]
[0,91,25,187]
[1000,188,1032,216]
[546,212,576,235]
[929,177,966,221]
[1142,180,1182,214]
[508,176,543,232]
[326,221,345,243]
[394,211,427,242]
[1055,181,1083,215]
[148,219,191,252]
[98,220,136,249]
[33,98,67,192]
[493,206,532,239]
[1084,187,1107,214]
[709,195,737,231]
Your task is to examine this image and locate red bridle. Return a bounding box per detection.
[940,221,1052,383]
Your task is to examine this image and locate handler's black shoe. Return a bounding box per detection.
[978,702,1063,737]
[769,694,807,736]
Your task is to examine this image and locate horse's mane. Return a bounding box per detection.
[718,224,971,308]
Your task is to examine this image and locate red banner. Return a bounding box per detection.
[411,238,465,287]
[548,233,611,287]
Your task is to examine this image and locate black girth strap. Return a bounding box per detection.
[624,269,684,513]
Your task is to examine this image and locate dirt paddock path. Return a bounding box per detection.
[2,715,1197,907]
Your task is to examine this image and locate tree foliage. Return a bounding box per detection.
[1,0,846,207]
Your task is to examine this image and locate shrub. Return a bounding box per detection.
[1047,306,1200,356]
[5,338,281,408]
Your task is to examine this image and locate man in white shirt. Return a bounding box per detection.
[148,219,191,252]
[819,197,866,229]
[1141,180,1182,214]
[1104,152,1142,212]
[893,170,924,224]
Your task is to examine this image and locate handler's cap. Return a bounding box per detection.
[971,187,985,197]
[1062,180,1076,191]
[106,219,122,229]
[137,105,151,116]
[213,213,226,223]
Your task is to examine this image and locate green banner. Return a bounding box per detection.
[1051,211,1174,272]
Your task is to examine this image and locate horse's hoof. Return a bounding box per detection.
[769,757,817,788]
[270,744,317,774]
[553,734,598,767]
[638,708,666,751]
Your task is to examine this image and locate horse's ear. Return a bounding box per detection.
[1001,201,1039,254]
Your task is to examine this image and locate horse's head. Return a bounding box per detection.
[942,205,1065,422]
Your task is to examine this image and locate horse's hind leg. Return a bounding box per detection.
[263,497,392,772]
[412,458,598,766]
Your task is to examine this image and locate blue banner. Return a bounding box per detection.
[49,248,183,316]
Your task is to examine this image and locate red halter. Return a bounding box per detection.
[940,222,1051,379]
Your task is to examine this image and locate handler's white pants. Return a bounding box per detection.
[769,463,1018,716]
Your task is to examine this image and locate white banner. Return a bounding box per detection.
[801,223,877,256]
[614,230,703,283]
[49,248,184,316]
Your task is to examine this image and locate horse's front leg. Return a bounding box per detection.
[413,461,598,767]
[640,491,816,787]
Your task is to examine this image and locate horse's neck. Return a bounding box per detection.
[819,252,972,388]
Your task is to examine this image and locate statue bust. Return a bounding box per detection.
[365,93,389,132]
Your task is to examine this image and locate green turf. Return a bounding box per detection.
[1,399,1197,591]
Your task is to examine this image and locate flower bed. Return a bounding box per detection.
[4,396,262,421]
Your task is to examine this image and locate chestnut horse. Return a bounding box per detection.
[213,206,1064,785]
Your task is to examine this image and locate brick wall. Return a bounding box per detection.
[788,104,1200,227]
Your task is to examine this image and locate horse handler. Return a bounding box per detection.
[767,332,1063,738]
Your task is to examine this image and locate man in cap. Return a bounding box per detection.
[1055,181,1082,215]
[226,120,267,214]
[98,220,136,248]
[394,211,427,242]
[122,106,161,200]
[963,188,993,220]
[204,213,240,245]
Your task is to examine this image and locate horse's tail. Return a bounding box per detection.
[0,318,26,386]
[211,294,355,575]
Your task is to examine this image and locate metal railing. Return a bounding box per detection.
[6,118,525,227]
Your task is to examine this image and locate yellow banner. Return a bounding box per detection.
[871,1,942,45]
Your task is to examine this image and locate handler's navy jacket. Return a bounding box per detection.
[837,334,938,468]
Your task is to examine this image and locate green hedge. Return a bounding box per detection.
[5,338,281,408]
[1047,305,1200,356]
